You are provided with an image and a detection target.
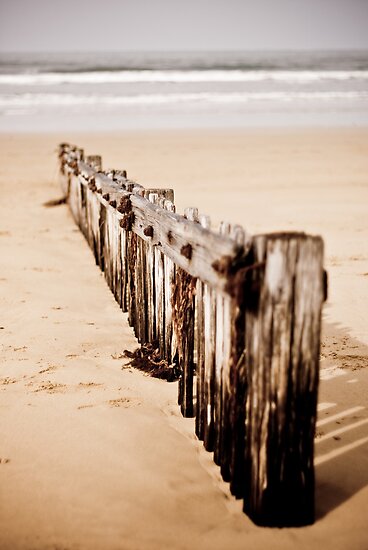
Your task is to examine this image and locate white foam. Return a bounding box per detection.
[1,90,367,110]
[1,69,368,86]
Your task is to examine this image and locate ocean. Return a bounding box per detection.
[0,50,367,131]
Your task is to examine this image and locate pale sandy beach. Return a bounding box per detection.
[0,129,368,549]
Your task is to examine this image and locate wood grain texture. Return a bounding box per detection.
[213,221,231,466]
[243,233,324,526]
[59,144,325,528]
[163,200,176,363]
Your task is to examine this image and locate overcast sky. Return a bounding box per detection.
[0,0,367,52]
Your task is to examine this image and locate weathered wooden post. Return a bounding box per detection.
[195,214,211,441]
[163,199,176,363]
[86,155,102,171]
[176,208,199,417]
[201,214,217,451]
[213,221,231,467]
[218,225,246,483]
[242,233,324,526]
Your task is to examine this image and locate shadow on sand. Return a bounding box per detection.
[315,320,368,520]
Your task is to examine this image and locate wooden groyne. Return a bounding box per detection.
[58,143,326,527]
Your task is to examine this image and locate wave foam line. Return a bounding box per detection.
[1,69,368,85]
[1,91,368,108]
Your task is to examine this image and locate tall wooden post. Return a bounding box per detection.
[243,233,324,526]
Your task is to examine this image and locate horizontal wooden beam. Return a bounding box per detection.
[73,172,245,291]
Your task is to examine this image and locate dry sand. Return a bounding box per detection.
[0,129,367,550]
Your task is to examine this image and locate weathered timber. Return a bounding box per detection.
[86,180,102,265]
[120,218,129,312]
[196,214,211,440]
[149,193,165,351]
[171,209,198,418]
[135,234,146,343]
[194,274,205,439]
[78,160,97,181]
[203,283,216,450]
[104,204,118,293]
[243,233,324,526]
[144,193,156,343]
[128,192,242,292]
[59,144,84,191]
[222,225,247,486]
[68,174,82,228]
[176,207,198,417]
[142,195,153,339]
[199,214,217,451]
[145,188,174,203]
[126,227,138,329]
[172,265,197,417]
[213,222,231,468]
[59,144,326,528]
[194,216,209,440]
[152,192,175,356]
[85,155,102,171]
[66,163,244,293]
[163,200,176,363]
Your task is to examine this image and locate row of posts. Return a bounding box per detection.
[59,143,325,527]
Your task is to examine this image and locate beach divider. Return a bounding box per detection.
[58,143,326,527]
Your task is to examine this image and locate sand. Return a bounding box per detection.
[0,129,367,550]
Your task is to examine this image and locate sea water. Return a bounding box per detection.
[0,50,367,131]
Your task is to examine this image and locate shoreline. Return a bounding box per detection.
[1,107,368,133]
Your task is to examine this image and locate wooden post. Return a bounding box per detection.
[225,227,249,498]
[178,207,198,417]
[134,189,147,341]
[126,226,137,330]
[147,193,159,344]
[199,214,217,451]
[243,233,324,526]
[194,273,205,439]
[154,197,165,355]
[86,155,102,171]
[143,189,175,348]
[194,215,209,440]
[213,221,231,467]
[163,200,176,363]
[120,218,129,313]
[86,181,102,266]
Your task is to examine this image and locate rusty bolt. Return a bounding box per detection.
[120,212,135,231]
[117,196,132,214]
[143,225,154,238]
[180,244,193,260]
[212,255,232,275]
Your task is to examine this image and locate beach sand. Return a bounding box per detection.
[0,129,367,549]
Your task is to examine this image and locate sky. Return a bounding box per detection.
[0,0,368,52]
